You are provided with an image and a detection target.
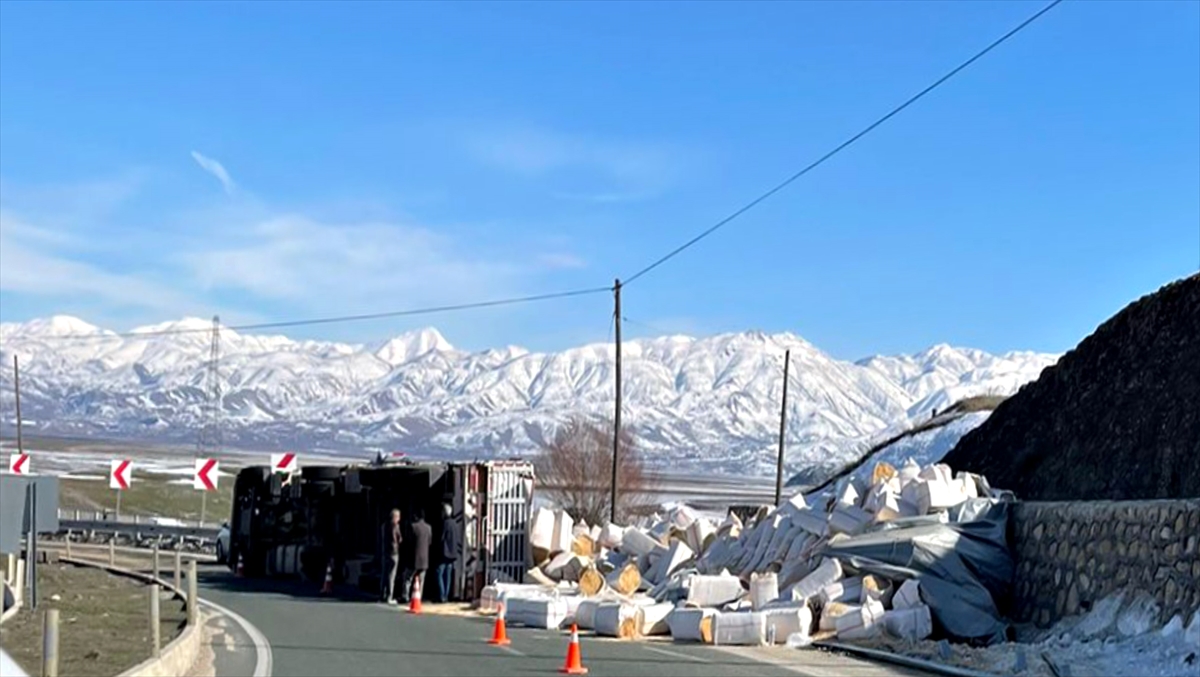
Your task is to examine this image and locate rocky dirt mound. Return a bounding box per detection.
[943,274,1200,500]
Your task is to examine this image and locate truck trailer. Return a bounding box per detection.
[226,457,534,602]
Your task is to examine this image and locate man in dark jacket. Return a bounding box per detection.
[435,503,459,602]
[380,509,402,604]
[409,510,432,602]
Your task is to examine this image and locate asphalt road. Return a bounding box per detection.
[196,567,929,677]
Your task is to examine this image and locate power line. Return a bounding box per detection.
[33,286,613,342]
[622,0,1064,287]
[621,316,675,337]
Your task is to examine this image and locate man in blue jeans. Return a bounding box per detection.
[436,503,459,603]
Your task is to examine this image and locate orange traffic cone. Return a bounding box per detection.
[408,574,423,614]
[320,559,335,594]
[488,603,511,646]
[235,553,245,577]
[559,624,588,674]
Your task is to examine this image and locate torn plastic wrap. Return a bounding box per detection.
[819,498,1013,645]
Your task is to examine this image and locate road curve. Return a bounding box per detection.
[196,567,928,677]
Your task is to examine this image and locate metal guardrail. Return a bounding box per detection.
[57,519,221,541]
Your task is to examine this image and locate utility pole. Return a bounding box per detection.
[14,355,23,456]
[610,279,622,525]
[774,349,791,506]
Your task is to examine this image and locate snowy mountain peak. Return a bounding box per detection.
[0,315,1059,478]
[374,327,455,366]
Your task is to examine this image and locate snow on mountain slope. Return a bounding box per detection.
[0,316,1058,478]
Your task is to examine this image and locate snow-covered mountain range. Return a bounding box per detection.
[0,316,1058,479]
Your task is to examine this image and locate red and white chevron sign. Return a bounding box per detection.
[271,452,297,474]
[194,458,219,491]
[110,459,132,490]
[8,453,30,475]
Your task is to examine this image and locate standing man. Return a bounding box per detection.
[436,503,459,602]
[409,509,432,603]
[381,509,402,604]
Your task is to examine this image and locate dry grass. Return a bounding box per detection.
[0,562,187,677]
[59,472,234,525]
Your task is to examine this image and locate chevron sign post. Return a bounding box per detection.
[271,452,298,475]
[110,459,132,518]
[8,453,30,475]
[194,459,218,491]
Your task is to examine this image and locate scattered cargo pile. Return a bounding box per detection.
[480,458,1015,649]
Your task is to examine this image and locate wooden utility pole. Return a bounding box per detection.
[610,279,622,524]
[774,349,791,506]
[14,355,23,455]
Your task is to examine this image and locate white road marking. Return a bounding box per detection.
[498,644,527,657]
[199,597,273,677]
[643,645,714,663]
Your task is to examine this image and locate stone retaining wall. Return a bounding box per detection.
[1011,499,1200,628]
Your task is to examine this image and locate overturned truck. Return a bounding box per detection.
[226,458,534,602]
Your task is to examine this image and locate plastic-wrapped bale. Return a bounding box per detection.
[892,579,923,610]
[791,508,828,537]
[762,606,813,645]
[668,607,717,643]
[828,505,872,536]
[481,583,550,613]
[572,533,596,557]
[640,602,675,636]
[819,576,864,605]
[836,481,861,508]
[530,507,556,563]
[914,477,971,515]
[660,540,694,579]
[686,573,744,608]
[599,523,625,550]
[860,575,894,606]
[685,518,717,555]
[552,510,576,554]
[668,504,699,531]
[507,595,574,630]
[579,566,607,596]
[575,597,609,630]
[621,528,661,558]
[883,604,933,641]
[594,602,645,640]
[748,517,796,574]
[749,572,779,610]
[834,598,885,640]
[606,563,642,596]
[897,458,921,487]
[544,552,580,581]
[573,520,591,538]
[818,601,854,631]
[791,557,842,602]
[712,611,767,646]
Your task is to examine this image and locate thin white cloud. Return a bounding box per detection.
[190,151,236,194]
[464,127,685,199]
[0,211,194,314]
[180,215,523,312]
[538,253,587,270]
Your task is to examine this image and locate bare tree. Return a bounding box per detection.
[535,416,658,525]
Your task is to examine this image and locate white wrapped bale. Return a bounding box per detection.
[668,505,699,531]
[915,477,969,514]
[685,518,717,555]
[792,557,843,602]
[606,563,642,596]
[507,595,573,629]
[594,602,645,640]
[819,576,864,605]
[918,463,953,485]
[837,481,861,508]
[749,572,779,610]
[530,507,556,562]
[575,598,603,630]
[883,604,933,642]
[620,528,660,558]
[686,573,745,608]
[819,602,855,631]
[599,523,625,549]
[762,606,813,645]
[861,575,894,606]
[750,518,796,573]
[834,598,885,636]
[573,520,591,538]
[828,505,872,536]
[640,602,675,636]
[893,579,923,610]
[658,540,694,580]
[481,583,550,613]
[897,458,921,486]
[552,510,576,554]
[712,611,767,646]
[544,551,575,579]
[668,607,716,643]
[778,492,808,518]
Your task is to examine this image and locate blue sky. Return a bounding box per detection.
[1,0,1197,359]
